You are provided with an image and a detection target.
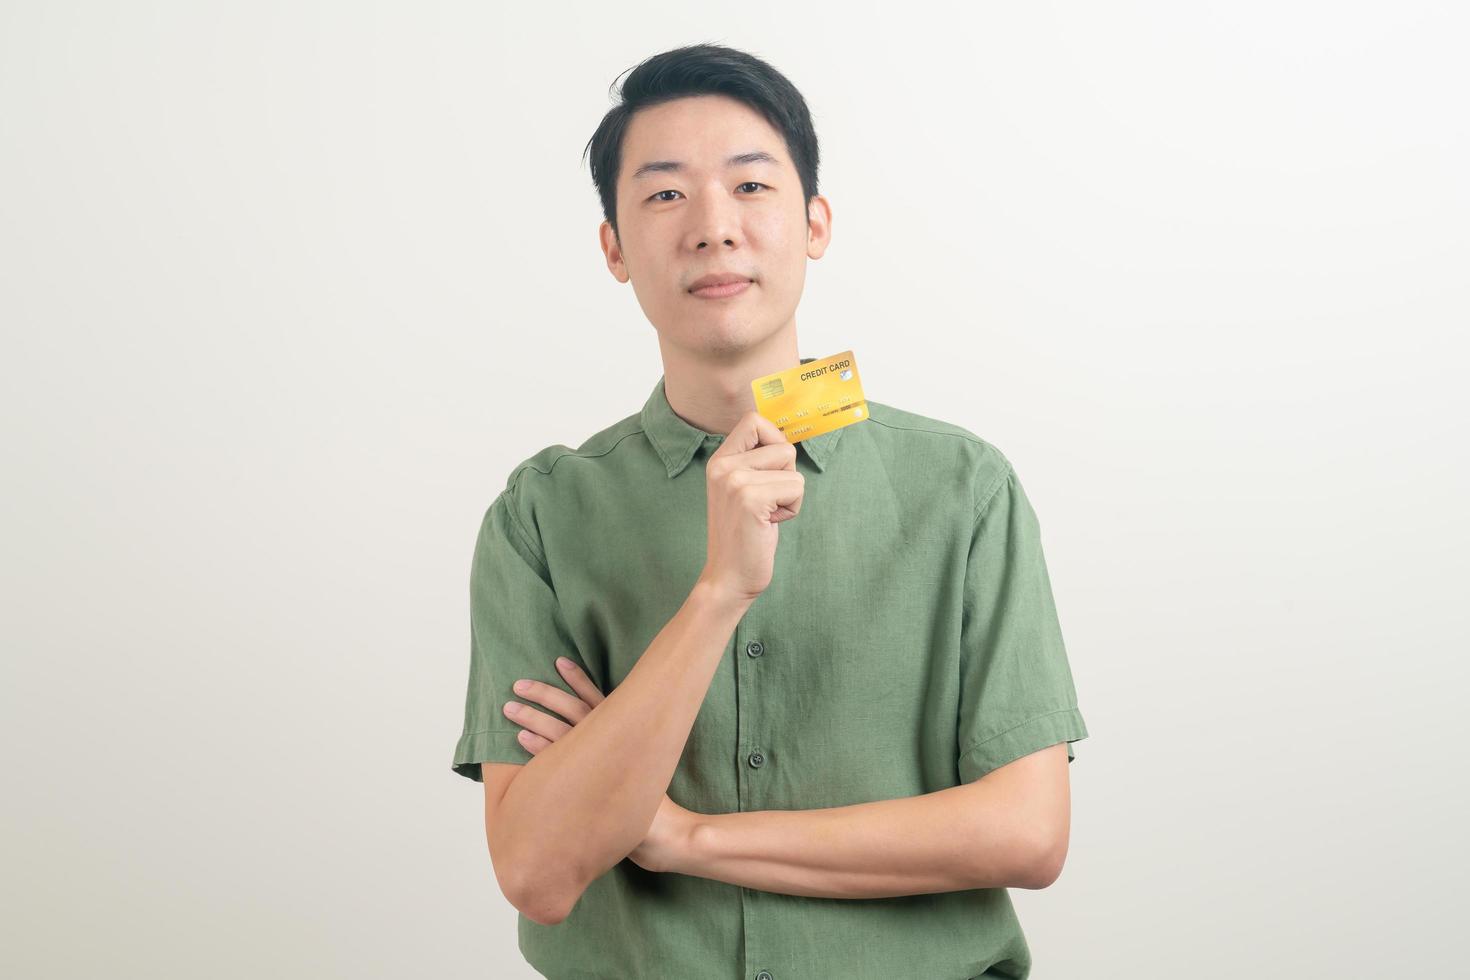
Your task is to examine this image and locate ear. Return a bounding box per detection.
[806,194,833,260]
[600,220,629,283]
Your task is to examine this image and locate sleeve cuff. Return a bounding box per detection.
[958,706,1089,783]
[451,729,531,782]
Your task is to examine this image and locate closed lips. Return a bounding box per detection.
[689,274,753,291]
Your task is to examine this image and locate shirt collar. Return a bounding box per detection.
[641,357,847,478]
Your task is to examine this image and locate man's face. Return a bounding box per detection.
[600,94,831,358]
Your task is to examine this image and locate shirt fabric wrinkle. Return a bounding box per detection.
[452,357,1088,980]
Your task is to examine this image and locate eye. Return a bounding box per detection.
[647,182,769,203]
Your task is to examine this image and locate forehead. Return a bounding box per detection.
[620,94,787,177]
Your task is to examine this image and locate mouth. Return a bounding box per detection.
[689,279,753,299]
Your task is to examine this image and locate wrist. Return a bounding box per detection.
[676,811,713,876]
[690,575,756,620]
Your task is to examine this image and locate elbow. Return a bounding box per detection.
[514,886,573,927]
[1015,827,1069,890]
[505,864,584,927]
[490,825,582,926]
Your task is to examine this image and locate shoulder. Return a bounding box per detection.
[492,410,645,519]
[861,399,1014,518]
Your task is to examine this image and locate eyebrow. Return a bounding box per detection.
[630,150,781,182]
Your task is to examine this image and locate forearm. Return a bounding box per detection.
[674,781,1043,899]
[497,578,751,915]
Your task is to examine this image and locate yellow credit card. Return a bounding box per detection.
[750,350,869,444]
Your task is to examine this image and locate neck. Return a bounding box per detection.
[658,323,802,436]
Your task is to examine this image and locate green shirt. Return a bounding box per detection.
[453,358,1089,980]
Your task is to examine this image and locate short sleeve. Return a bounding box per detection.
[451,486,587,782]
[956,460,1088,783]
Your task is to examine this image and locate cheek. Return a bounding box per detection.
[756,217,810,265]
[746,209,796,244]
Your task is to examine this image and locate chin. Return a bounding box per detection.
[708,321,785,357]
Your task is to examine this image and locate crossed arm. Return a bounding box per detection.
[493,659,1073,904]
[672,741,1072,898]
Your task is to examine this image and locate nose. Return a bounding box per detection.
[687,189,741,251]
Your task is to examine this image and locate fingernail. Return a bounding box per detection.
[557,658,573,670]
[514,680,530,692]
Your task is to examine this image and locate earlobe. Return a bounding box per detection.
[605,256,628,284]
[610,256,630,284]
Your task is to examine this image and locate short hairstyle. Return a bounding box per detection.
[582,43,821,242]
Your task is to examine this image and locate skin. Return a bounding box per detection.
[505,659,694,874]
[598,93,834,436]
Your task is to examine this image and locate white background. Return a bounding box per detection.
[3,1,1466,977]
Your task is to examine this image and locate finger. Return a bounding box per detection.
[502,699,574,741]
[710,409,790,458]
[728,469,804,488]
[555,658,606,707]
[511,678,593,723]
[709,440,797,475]
[774,470,805,517]
[517,729,554,755]
[733,471,805,520]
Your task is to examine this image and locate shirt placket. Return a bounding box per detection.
[732,617,779,980]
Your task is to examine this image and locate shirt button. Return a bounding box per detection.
[748,751,765,768]
[745,640,764,657]
[756,972,773,980]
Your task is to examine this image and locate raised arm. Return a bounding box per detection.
[488,410,801,925]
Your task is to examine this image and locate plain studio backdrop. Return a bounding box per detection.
[3,2,1465,977]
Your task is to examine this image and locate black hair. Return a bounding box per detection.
[582,43,821,242]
